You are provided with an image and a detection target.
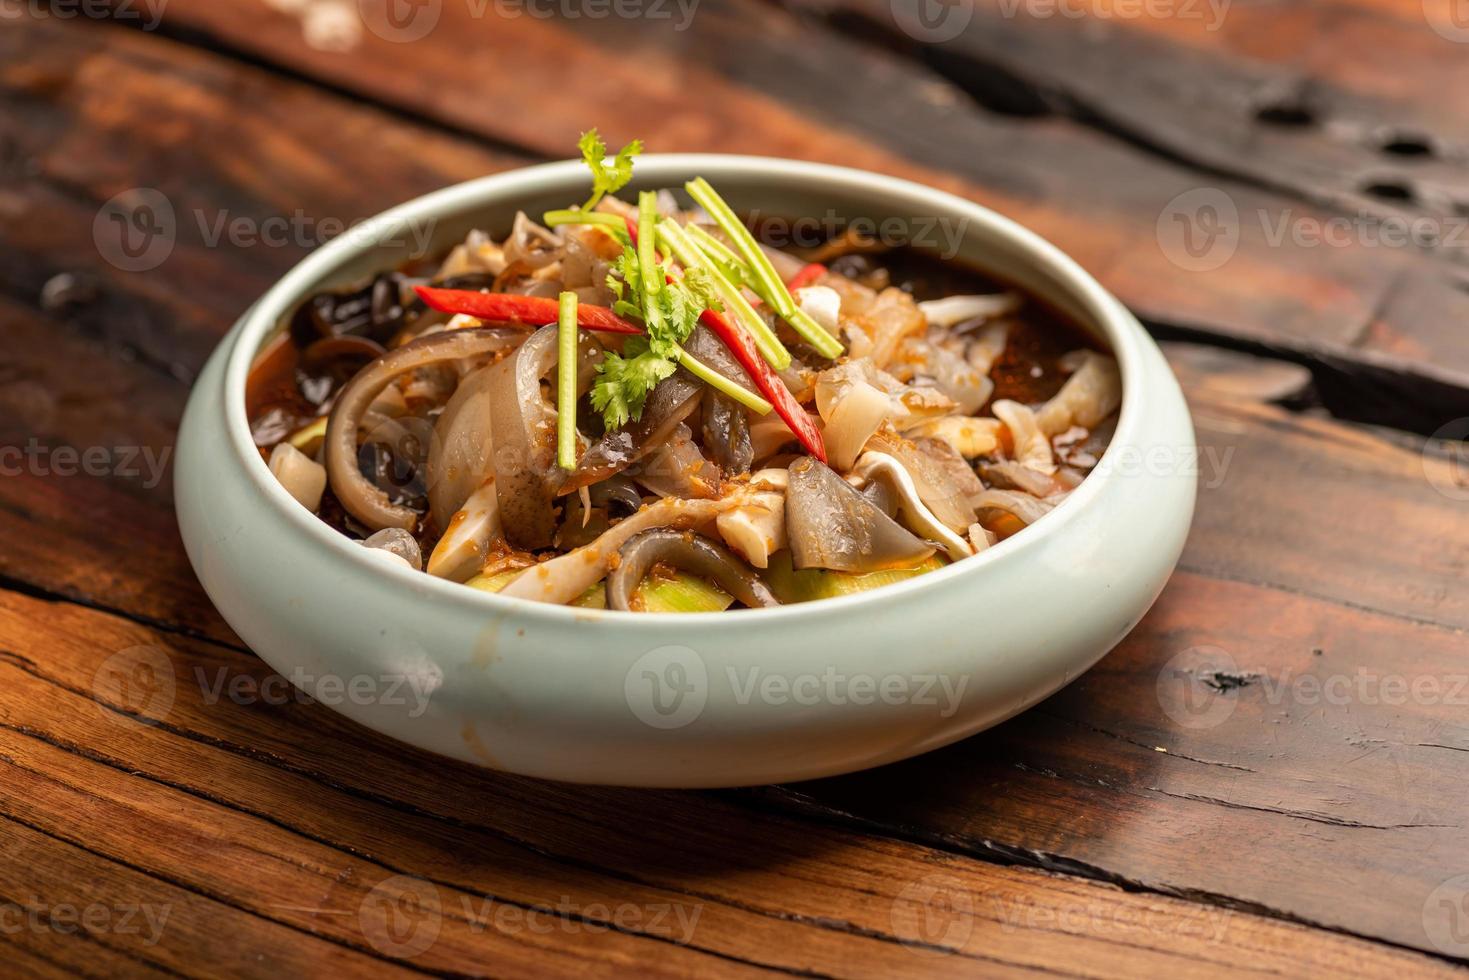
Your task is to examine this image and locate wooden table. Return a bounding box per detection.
[3,0,1467,974]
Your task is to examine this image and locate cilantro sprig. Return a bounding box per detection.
[577,130,642,212]
[566,142,774,429]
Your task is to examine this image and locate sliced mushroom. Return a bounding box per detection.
[972,489,1056,527]
[715,491,786,569]
[608,531,779,611]
[785,457,934,573]
[269,443,326,512]
[916,293,1021,329]
[499,494,752,605]
[427,481,503,582]
[851,452,974,562]
[324,327,522,531]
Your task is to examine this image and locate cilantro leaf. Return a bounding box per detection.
[589,339,678,429]
[578,129,642,212]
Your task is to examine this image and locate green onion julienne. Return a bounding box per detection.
[686,223,751,284]
[675,347,772,416]
[656,219,791,371]
[542,209,629,233]
[636,192,662,313]
[556,291,579,470]
[685,177,844,360]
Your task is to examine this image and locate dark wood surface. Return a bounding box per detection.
[2,2,1467,975]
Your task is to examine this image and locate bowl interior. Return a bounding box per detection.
[222,155,1145,623]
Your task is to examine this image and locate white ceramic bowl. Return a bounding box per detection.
[176,156,1195,787]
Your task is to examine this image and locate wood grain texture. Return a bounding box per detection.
[106,0,1469,431]
[2,6,1468,975]
[0,587,1453,976]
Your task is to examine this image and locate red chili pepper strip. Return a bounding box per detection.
[414,285,643,335]
[631,217,825,460]
[786,262,827,291]
[696,305,827,463]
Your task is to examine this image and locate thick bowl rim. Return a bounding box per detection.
[222,154,1154,626]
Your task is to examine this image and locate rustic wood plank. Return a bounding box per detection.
[0,816,429,978]
[749,353,1469,954]
[0,588,1452,977]
[104,0,1469,429]
[0,17,525,640]
[787,0,1469,220]
[2,11,1467,967]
